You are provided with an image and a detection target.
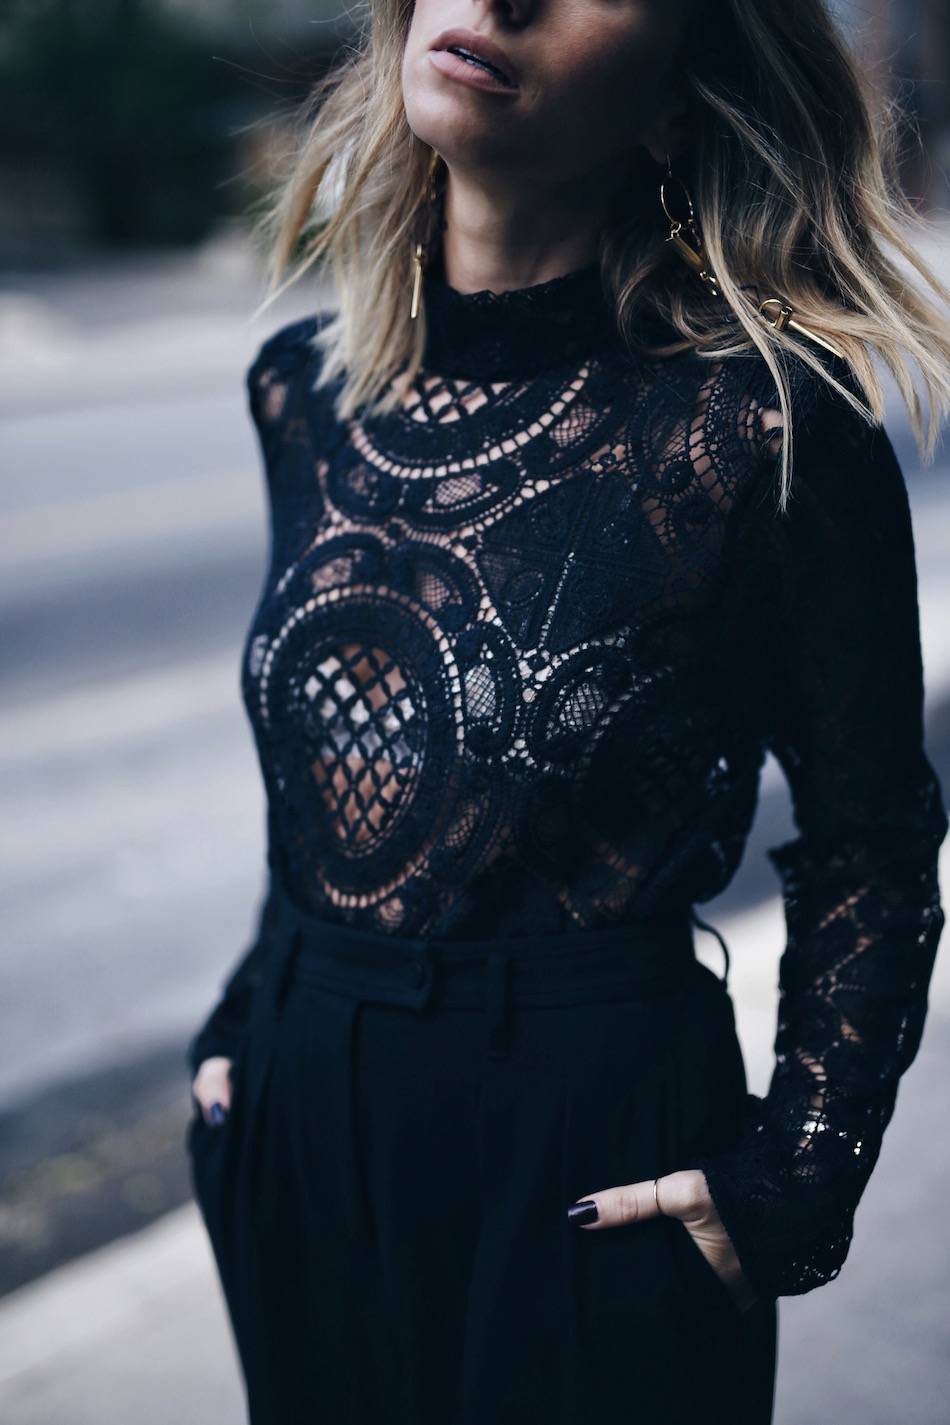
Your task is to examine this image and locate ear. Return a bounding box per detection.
[641,87,692,167]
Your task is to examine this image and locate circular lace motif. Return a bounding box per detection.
[527,647,632,764]
[245,586,464,899]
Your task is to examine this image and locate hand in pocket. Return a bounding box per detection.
[567,1166,758,1312]
[191,1055,235,1127]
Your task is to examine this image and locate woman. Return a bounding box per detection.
[185,1,950,1421]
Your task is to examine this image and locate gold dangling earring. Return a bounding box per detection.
[658,152,845,360]
[659,153,722,299]
[410,146,443,321]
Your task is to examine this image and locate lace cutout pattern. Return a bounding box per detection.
[689,391,947,1297]
[239,316,777,937]
[187,271,946,1311]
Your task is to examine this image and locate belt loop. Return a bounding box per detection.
[689,908,731,987]
[484,949,511,1059]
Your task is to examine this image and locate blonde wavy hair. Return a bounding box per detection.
[252,0,950,509]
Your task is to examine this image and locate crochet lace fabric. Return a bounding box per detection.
[188,258,948,1303]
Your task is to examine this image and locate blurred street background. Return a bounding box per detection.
[1,2,949,1422]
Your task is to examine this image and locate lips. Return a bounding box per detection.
[430,27,519,87]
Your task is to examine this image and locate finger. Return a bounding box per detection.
[566,1177,661,1231]
[196,1092,231,1125]
[192,1057,234,1122]
[191,1089,226,1125]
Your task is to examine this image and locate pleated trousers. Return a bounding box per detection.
[185,881,778,1425]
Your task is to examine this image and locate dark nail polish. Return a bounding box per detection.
[209,1101,228,1126]
[567,1199,599,1226]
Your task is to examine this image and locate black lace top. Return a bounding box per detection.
[187,255,948,1304]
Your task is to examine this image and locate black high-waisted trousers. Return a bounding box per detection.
[186,883,778,1425]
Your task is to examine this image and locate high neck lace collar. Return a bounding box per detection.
[420,255,624,381]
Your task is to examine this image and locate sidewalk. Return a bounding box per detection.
[2,880,950,1424]
[0,1206,244,1425]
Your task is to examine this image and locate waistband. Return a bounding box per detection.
[292,912,698,1026]
[258,872,736,1059]
[238,871,733,1133]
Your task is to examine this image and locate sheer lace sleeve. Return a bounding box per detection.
[185,858,283,1077]
[690,370,949,1299]
[185,320,320,1078]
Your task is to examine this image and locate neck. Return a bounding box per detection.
[437,162,621,296]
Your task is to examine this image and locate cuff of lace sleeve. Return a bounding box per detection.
[689,1149,778,1307]
[684,1092,780,1306]
[187,1028,248,1079]
[185,987,254,1078]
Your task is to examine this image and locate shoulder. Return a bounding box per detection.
[245,310,335,424]
[732,347,875,452]
[702,347,898,514]
[657,347,909,562]
[637,342,808,456]
[630,344,822,495]
[738,354,914,585]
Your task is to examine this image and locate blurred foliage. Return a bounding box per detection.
[0,0,322,249]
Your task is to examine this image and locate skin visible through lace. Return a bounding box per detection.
[244,353,781,926]
[223,305,949,1301]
